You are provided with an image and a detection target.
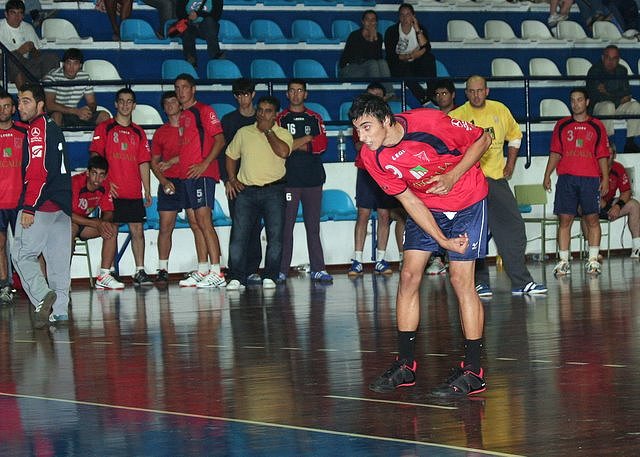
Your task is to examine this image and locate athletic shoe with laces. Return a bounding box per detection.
[196,272,226,288]
[553,260,571,276]
[374,259,393,275]
[0,285,14,304]
[48,313,69,323]
[631,247,640,259]
[368,358,417,393]
[95,272,125,290]
[585,258,601,275]
[226,279,245,291]
[512,281,548,295]
[310,270,333,282]
[431,363,486,397]
[179,271,207,287]
[262,278,276,289]
[132,270,153,286]
[247,273,263,285]
[155,269,169,283]
[348,259,363,277]
[33,290,56,329]
[426,257,447,275]
[475,284,493,297]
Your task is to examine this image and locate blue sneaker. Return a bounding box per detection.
[348,259,363,277]
[276,272,287,284]
[475,284,493,297]
[247,273,263,285]
[48,314,69,323]
[311,270,333,282]
[374,259,393,275]
[512,281,548,295]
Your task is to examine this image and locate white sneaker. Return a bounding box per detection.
[553,260,571,276]
[631,247,640,259]
[585,258,601,275]
[95,272,125,289]
[623,28,639,38]
[226,279,245,291]
[262,278,276,289]
[179,271,207,287]
[426,257,447,275]
[196,272,226,288]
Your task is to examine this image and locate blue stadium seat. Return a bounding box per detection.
[250,19,298,44]
[388,101,404,114]
[211,103,236,118]
[342,0,375,5]
[219,19,256,44]
[263,0,299,5]
[161,59,198,80]
[377,19,395,35]
[305,101,340,131]
[250,59,286,79]
[303,0,338,5]
[291,19,340,44]
[207,59,242,79]
[321,189,357,221]
[293,59,329,79]
[225,0,257,4]
[339,101,352,121]
[331,19,359,41]
[436,59,450,77]
[213,200,232,226]
[120,19,170,44]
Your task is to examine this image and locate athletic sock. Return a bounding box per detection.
[559,250,570,262]
[588,246,600,261]
[198,262,209,274]
[398,330,416,364]
[158,260,168,270]
[464,339,483,374]
[354,251,363,263]
[376,249,386,261]
[210,263,221,274]
[136,266,145,272]
[99,268,110,276]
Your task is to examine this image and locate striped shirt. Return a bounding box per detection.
[42,67,94,108]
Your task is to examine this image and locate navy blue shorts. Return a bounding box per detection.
[355,168,399,210]
[157,177,186,212]
[0,209,17,233]
[183,177,216,210]
[403,198,488,261]
[554,174,600,216]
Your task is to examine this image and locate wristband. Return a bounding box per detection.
[264,129,273,136]
[616,200,625,209]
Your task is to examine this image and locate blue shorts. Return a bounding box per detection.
[183,177,216,210]
[554,174,600,216]
[0,209,17,233]
[157,177,186,212]
[355,168,399,210]
[403,198,488,261]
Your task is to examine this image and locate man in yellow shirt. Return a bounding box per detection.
[450,75,547,296]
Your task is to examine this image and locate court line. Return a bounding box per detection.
[325,394,458,410]
[0,391,525,457]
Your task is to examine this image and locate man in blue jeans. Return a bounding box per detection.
[225,96,293,290]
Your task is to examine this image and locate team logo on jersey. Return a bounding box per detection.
[409,165,428,179]
[3,147,11,158]
[31,145,43,158]
[576,139,584,147]
[484,127,495,140]
[305,125,311,135]
[121,142,128,150]
[384,164,403,178]
[391,149,406,161]
[450,119,475,131]
[31,127,41,137]
[413,150,430,162]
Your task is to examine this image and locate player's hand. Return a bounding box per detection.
[158,160,172,172]
[543,177,551,192]
[109,182,119,199]
[425,173,455,194]
[162,180,176,195]
[257,118,275,133]
[21,212,34,229]
[226,179,244,200]
[442,233,469,255]
[187,162,207,179]
[98,220,116,239]
[607,205,621,221]
[77,106,92,121]
[599,181,609,197]
[503,162,515,179]
[144,193,152,207]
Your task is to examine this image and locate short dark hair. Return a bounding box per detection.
[348,93,394,126]
[88,155,109,174]
[0,90,15,106]
[161,90,177,106]
[570,87,589,100]
[366,82,386,96]
[19,82,45,104]
[362,9,377,21]
[288,78,307,91]
[399,3,415,14]
[257,95,280,112]
[232,78,255,94]
[62,48,84,63]
[175,73,197,87]
[115,87,136,103]
[433,78,455,94]
[5,0,25,13]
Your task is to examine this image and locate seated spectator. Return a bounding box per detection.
[71,156,123,289]
[43,48,111,128]
[0,0,59,87]
[384,3,435,105]
[338,10,394,98]
[177,0,223,68]
[587,45,640,153]
[95,0,133,41]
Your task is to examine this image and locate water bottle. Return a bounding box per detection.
[337,130,346,162]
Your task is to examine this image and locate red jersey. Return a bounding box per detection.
[361,109,488,211]
[550,116,610,177]
[151,123,181,179]
[179,101,223,180]
[89,119,151,199]
[71,172,114,216]
[603,161,631,204]
[0,123,26,209]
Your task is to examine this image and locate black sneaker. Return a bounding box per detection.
[155,269,169,283]
[33,290,56,329]
[431,363,486,397]
[133,270,153,286]
[368,358,417,393]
